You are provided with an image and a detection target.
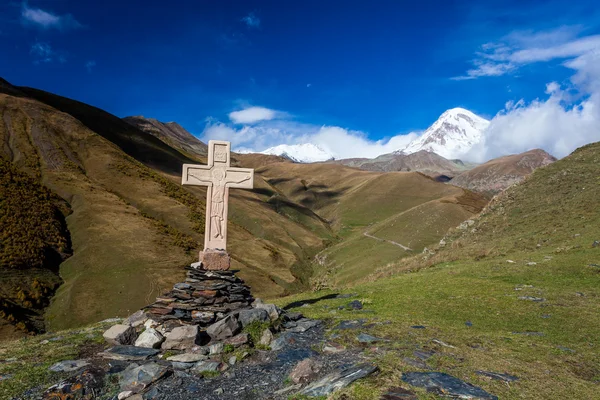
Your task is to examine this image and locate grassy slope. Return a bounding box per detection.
[0,88,333,331]
[258,162,487,285]
[275,142,600,399]
[0,80,488,334]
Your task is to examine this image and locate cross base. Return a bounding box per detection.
[199,249,231,271]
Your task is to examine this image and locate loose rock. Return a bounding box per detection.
[476,370,519,382]
[98,346,160,361]
[347,300,363,310]
[357,333,385,343]
[300,363,378,396]
[167,353,207,363]
[381,387,418,400]
[289,358,322,384]
[518,296,545,302]
[124,310,148,328]
[42,367,105,400]
[402,372,498,400]
[207,315,241,341]
[192,360,222,374]
[253,302,280,321]
[209,342,224,355]
[224,333,249,347]
[237,308,269,327]
[286,318,321,333]
[103,324,138,346]
[162,325,199,350]
[259,329,273,346]
[322,342,346,354]
[134,328,164,349]
[49,360,90,373]
[119,362,169,392]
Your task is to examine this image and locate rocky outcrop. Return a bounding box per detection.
[451,149,556,195]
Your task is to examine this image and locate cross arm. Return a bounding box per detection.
[225,168,254,189]
[182,164,213,187]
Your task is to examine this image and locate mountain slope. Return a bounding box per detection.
[255,162,488,285]
[335,150,473,180]
[260,143,334,163]
[0,79,332,333]
[16,86,192,175]
[0,78,488,335]
[451,149,556,195]
[280,142,600,400]
[123,116,208,158]
[400,108,489,159]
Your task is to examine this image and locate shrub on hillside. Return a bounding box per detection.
[0,158,71,270]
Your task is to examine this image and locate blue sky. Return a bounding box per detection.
[1,0,599,159]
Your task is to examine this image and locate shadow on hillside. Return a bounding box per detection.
[245,194,332,226]
[282,293,340,310]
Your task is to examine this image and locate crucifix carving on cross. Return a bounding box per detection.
[182,140,254,269]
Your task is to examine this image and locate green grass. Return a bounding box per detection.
[275,247,600,399]
[242,320,272,345]
[273,142,600,400]
[0,320,114,399]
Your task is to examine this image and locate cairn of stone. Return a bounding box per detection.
[101,261,298,358]
[144,267,254,328]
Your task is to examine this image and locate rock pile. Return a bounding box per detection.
[144,267,254,327]
[102,266,291,353]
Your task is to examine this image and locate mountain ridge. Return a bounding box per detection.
[123,116,208,158]
[398,107,490,159]
[0,77,486,336]
[260,143,334,163]
[451,148,557,194]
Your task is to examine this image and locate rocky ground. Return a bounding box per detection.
[22,302,504,400]
[3,266,507,400]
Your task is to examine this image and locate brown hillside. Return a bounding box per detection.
[451,148,556,195]
[0,80,331,332]
[335,150,472,180]
[0,77,488,334]
[254,162,488,285]
[123,116,208,158]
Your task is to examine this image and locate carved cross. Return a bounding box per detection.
[181,140,254,251]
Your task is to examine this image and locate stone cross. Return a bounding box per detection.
[181,140,253,268]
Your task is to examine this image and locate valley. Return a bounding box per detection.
[0,79,487,336]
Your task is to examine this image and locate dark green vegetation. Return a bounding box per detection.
[276,141,600,399]
[0,157,71,270]
[0,158,69,337]
[0,78,485,335]
[0,320,114,399]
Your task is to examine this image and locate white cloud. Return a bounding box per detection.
[241,12,260,28]
[21,4,82,31]
[29,41,67,64]
[461,27,600,162]
[229,106,278,124]
[454,26,600,80]
[200,116,418,160]
[85,60,96,73]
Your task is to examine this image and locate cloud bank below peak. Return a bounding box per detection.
[457,26,600,162]
[201,109,419,160]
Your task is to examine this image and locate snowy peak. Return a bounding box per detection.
[399,107,489,159]
[260,143,334,163]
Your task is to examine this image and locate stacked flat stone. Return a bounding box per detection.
[144,267,254,327]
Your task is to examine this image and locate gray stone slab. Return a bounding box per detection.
[402,372,498,400]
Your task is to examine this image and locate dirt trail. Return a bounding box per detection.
[363,231,412,251]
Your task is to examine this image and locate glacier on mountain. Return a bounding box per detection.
[260,143,334,163]
[398,107,489,159]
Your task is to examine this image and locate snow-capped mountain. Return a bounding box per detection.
[260,143,334,163]
[398,108,489,159]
